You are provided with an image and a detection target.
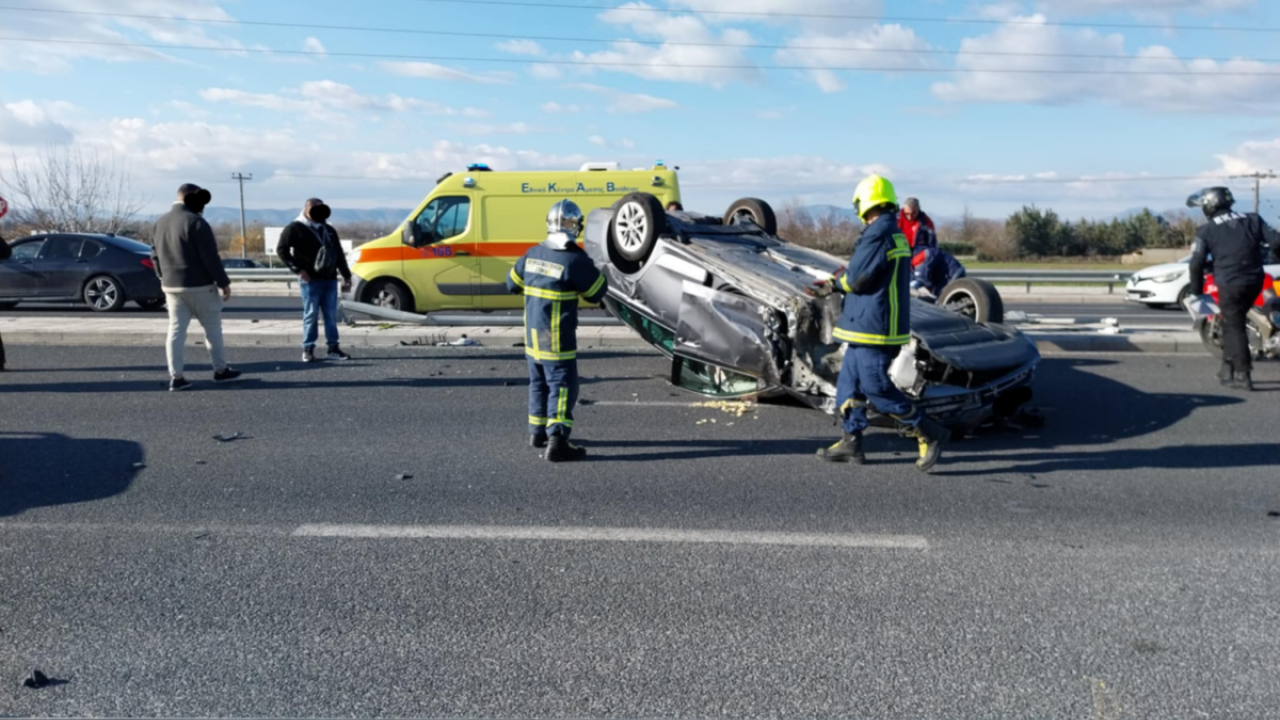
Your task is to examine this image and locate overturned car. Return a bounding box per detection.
[585,194,1041,435]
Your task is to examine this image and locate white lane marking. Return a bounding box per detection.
[292,523,929,550]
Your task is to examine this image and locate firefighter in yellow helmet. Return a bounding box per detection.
[817,174,949,472]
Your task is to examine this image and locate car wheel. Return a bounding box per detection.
[938,278,1004,324]
[1173,284,1192,309]
[724,198,778,236]
[136,298,166,311]
[84,275,126,312]
[610,192,668,264]
[365,278,413,312]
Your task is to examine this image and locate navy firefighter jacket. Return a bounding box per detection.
[834,213,913,347]
[507,236,609,363]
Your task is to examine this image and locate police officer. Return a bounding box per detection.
[1187,187,1280,391]
[818,175,950,472]
[507,199,609,462]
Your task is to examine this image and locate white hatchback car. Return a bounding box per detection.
[1126,256,1280,308]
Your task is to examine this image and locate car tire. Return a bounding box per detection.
[724,198,778,236]
[365,278,413,312]
[938,277,1004,324]
[84,275,126,312]
[610,192,668,264]
[136,298,166,311]
[1174,284,1192,309]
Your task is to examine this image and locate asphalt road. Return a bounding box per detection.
[2,347,1279,718]
[0,296,1191,327]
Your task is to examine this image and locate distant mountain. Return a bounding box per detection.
[148,206,412,226]
[796,204,965,225]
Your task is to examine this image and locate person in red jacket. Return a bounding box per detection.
[897,197,936,249]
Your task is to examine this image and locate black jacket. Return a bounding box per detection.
[277,220,351,282]
[151,204,231,289]
[1189,211,1279,293]
[0,235,11,261]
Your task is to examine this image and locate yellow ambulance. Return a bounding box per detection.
[347,162,681,313]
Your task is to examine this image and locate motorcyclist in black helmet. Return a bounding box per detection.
[1187,186,1280,391]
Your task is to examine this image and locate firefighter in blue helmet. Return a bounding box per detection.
[817,174,950,472]
[507,199,609,462]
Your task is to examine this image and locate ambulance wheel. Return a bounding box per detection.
[724,198,777,235]
[939,278,1004,324]
[365,278,413,312]
[610,192,668,264]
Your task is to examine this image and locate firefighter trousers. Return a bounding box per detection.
[835,345,922,434]
[528,358,579,438]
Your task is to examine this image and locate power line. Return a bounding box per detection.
[380,0,1280,34]
[5,6,1278,63]
[11,37,1280,76]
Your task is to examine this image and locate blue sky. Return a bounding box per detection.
[4,0,1280,220]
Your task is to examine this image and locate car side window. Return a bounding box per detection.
[415,197,470,244]
[80,240,104,260]
[38,236,84,260]
[9,241,43,261]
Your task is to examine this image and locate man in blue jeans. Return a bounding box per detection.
[277,198,353,362]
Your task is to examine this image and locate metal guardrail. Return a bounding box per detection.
[225,268,300,282]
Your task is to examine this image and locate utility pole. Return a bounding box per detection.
[1230,170,1277,214]
[231,172,253,258]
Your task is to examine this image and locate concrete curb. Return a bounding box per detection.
[0,317,1208,355]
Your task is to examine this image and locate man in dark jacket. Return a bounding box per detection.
[151,183,241,391]
[1187,186,1280,390]
[911,246,967,298]
[277,198,353,362]
[506,199,609,462]
[0,233,9,371]
[818,175,949,472]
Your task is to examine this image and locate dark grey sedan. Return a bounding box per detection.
[0,233,165,311]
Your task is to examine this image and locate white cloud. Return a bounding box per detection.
[496,40,545,56]
[530,64,565,80]
[303,37,327,54]
[0,0,245,74]
[1034,0,1252,14]
[565,83,678,114]
[542,102,582,114]
[665,0,881,32]
[381,61,512,84]
[933,14,1280,111]
[775,23,934,93]
[449,122,554,136]
[1212,137,1280,176]
[589,135,607,147]
[199,81,464,123]
[572,2,761,87]
[0,101,76,146]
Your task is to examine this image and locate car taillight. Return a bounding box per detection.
[140,258,155,270]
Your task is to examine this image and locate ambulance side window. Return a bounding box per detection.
[415,197,470,244]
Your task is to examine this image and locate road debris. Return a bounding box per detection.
[212,431,246,443]
[22,670,53,689]
[437,336,480,347]
[130,462,145,470]
[692,400,756,418]
[396,473,414,481]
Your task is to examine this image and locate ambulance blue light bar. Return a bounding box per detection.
[466,163,492,172]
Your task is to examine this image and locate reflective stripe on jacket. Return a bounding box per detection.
[834,213,912,346]
[507,238,609,363]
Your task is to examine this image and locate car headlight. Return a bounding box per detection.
[1152,271,1185,283]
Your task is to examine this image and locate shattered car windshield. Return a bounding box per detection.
[675,357,761,397]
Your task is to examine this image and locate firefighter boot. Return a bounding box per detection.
[1229,371,1254,392]
[912,417,950,473]
[545,434,587,462]
[816,431,865,464]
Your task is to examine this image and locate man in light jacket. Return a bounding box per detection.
[150,183,241,391]
[277,198,353,362]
